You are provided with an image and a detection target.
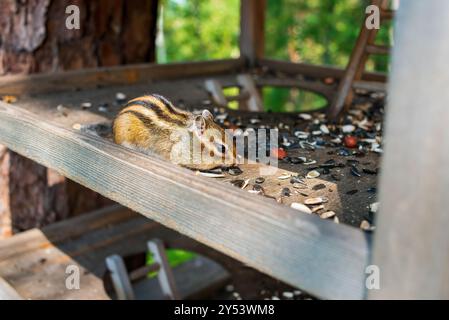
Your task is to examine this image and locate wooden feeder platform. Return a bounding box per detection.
[0,58,381,299]
[1,1,448,300]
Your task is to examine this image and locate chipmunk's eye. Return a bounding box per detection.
[214,142,227,154]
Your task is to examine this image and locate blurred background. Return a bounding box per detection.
[157,0,392,111]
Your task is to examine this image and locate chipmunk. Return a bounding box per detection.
[113,94,236,170]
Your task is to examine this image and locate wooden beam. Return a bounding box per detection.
[365,44,390,55]
[328,19,379,119]
[240,0,266,67]
[0,101,370,300]
[370,0,449,299]
[259,58,387,82]
[236,74,264,111]
[0,277,23,300]
[0,59,245,96]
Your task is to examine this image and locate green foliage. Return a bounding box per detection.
[146,249,196,277]
[159,0,240,62]
[158,0,392,111]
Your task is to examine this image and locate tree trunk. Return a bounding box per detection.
[0,0,158,236]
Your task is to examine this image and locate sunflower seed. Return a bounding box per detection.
[303,160,317,165]
[337,148,351,156]
[290,176,306,186]
[290,202,312,214]
[304,197,328,205]
[366,187,377,193]
[300,141,315,151]
[255,177,265,184]
[290,157,306,164]
[249,184,264,194]
[312,183,326,191]
[294,131,309,139]
[281,187,291,197]
[350,166,362,177]
[360,220,374,231]
[278,173,292,180]
[282,292,294,299]
[197,171,225,178]
[81,102,92,109]
[306,170,320,179]
[320,124,330,134]
[299,113,312,120]
[319,211,336,219]
[116,92,127,102]
[369,202,380,213]
[342,124,355,133]
[292,183,307,189]
[228,166,243,176]
[230,179,249,189]
[331,137,342,144]
[311,205,325,213]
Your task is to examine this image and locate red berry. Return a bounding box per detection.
[272,147,287,160]
[344,135,358,148]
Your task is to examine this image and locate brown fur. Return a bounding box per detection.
[113,95,236,170]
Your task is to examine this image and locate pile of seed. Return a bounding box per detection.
[208,94,385,231]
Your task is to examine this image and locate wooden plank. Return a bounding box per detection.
[240,0,266,67]
[204,79,228,107]
[0,59,245,96]
[0,277,23,300]
[236,74,264,111]
[328,4,382,120]
[106,255,136,300]
[0,205,164,300]
[260,58,387,82]
[370,0,449,299]
[147,239,180,300]
[365,44,390,55]
[0,205,133,261]
[0,101,370,299]
[381,9,395,20]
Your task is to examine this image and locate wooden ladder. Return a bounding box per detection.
[328,0,396,120]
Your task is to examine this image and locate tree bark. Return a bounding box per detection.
[0,0,158,236]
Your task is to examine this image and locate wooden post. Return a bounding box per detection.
[370,0,449,299]
[240,0,266,68]
[0,0,158,236]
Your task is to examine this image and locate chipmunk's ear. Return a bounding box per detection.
[189,114,206,135]
[201,109,213,121]
[189,110,212,135]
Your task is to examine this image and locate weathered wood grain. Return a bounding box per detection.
[260,58,387,83]
[0,277,23,300]
[240,0,266,67]
[0,59,245,95]
[0,101,371,299]
[370,0,449,299]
